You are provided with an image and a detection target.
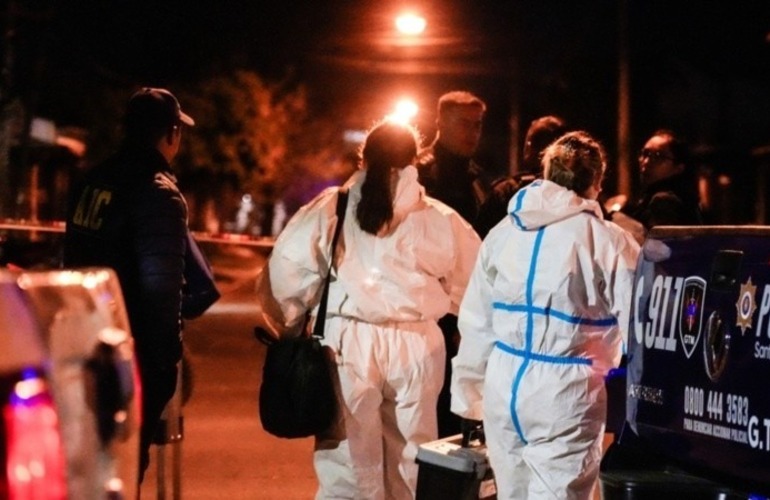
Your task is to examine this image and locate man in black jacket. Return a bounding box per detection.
[63,87,194,483]
[417,91,490,437]
[417,91,490,226]
[474,115,568,238]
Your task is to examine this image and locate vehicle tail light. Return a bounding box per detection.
[3,369,66,500]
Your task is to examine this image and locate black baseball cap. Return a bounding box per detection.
[125,87,195,128]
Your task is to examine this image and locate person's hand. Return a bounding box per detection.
[460,418,484,447]
[461,418,483,431]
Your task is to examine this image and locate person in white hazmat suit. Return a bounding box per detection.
[262,120,481,499]
[451,131,640,499]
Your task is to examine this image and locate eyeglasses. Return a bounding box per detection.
[639,148,674,163]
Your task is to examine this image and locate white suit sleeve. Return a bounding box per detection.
[266,188,339,334]
[442,213,482,315]
[607,230,641,346]
[451,240,496,421]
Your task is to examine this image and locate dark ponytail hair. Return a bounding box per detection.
[356,120,419,234]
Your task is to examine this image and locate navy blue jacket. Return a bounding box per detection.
[64,146,187,370]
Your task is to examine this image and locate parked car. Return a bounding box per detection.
[1,267,141,499]
[601,226,770,499]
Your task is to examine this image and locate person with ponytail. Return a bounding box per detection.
[451,131,640,499]
[260,119,481,498]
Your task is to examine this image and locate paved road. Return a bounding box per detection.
[138,243,610,500]
[140,244,317,500]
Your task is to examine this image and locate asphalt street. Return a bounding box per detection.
[137,243,610,500]
[140,244,317,500]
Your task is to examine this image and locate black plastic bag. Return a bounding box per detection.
[255,326,337,439]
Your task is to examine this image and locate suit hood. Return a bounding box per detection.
[506,179,604,230]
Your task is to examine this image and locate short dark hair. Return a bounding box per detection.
[523,115,568,171]
[437,91,486,117]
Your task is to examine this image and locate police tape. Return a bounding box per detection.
[0,219,276,248]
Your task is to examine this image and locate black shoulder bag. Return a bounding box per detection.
[255,188,348,438]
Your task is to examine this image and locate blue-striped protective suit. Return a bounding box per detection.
[451,180,640,499]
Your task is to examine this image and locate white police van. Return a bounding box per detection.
[601,226,770,499]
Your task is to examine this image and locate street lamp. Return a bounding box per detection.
[386,98,418,124]
[395,12,426,36]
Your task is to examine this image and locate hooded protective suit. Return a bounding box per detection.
[451,180,639,499]
[267,165,480,499]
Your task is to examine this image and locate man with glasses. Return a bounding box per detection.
[625,129,703,228]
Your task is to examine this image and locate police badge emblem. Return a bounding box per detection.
[679,276,706,359]
[735,276,757,335]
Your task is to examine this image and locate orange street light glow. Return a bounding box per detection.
[386,99,419,124]
[395,13,426,35]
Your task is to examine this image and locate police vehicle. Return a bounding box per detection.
[1,271,67,498]
[601,226,770,498]
[1,267,141,499]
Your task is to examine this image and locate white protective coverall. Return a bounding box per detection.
[451,180,640,499]
[267,165,480,499]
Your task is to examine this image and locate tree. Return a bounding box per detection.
[176,69,355,233]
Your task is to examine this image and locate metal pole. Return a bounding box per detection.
[509,99,520,177]
[154,359,184,500]
[156,445,167,500]
[508,9,522,177]
[173,439,182,499]
[617,0,632,197]
[29,163,39,241]
[0,0,19,218]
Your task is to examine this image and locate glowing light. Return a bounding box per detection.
[395,13,426,35]
[13,378,46,401]
[603,194,627,214]
[114,410,128,424]
[343,129,367,144]
[55,135,87,157]
[82,270,110,289]
[106,477,124,493]
[386,99,419,124]
[98,326,129,346]
[5,378,67,498]
[13,463,32,483]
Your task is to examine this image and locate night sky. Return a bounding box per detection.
[6,0,770,184]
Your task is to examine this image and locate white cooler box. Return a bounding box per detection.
[415,432,496,500]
